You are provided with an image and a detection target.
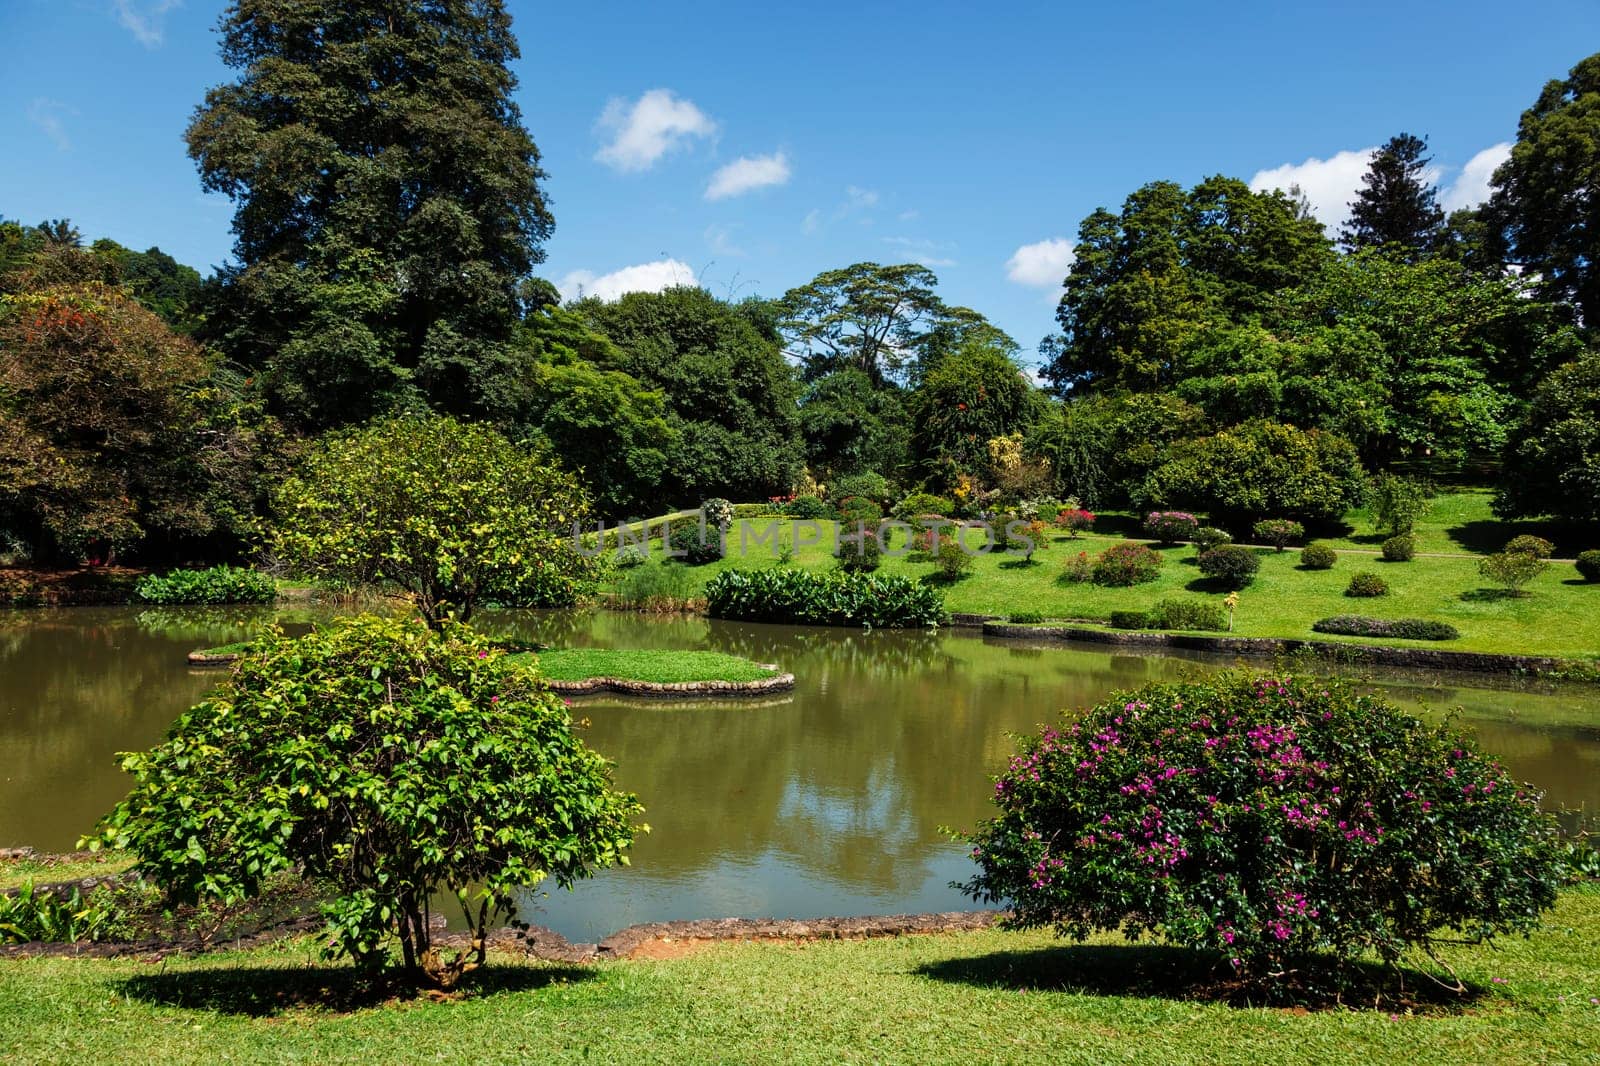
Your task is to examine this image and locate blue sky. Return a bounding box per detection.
[4,1,1599,365]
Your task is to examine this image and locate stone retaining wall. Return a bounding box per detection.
[981,621,1583,676]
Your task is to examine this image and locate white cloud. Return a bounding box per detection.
[1443,143,1512,212]
[883,236,955,268]
[557,259,697,302]
[1250,148,1376,233]
[705,151,791,200]
[845,185,879,209]
[594,89,716,172]
[801,209,822,235]
[1006,237,1075,287]
[27,98,75,151]
[113,0,180,48]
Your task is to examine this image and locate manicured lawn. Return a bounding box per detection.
[0,852,133,892]
[1316,489,1596,558]
[509,648,779,684]
[603,508,1600,658]
[2,890,1598,1064]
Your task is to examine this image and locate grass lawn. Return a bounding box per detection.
[2,890,1598,1064]
[602,501,1600,658]
[508,648,779,684]
[0,852,133,892]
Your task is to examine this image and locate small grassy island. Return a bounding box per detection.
[507,648,793,696]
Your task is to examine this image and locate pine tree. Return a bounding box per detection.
[188,0,554,428]
[1339,133,1445,259]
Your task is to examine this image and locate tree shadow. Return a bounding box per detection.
[114,961,594,1017]
[914,943,1485,1013]
[1185,576,1244,594]
[1445,517,1580,555]
[1459,588,1526,602]
[1089,514,1144,539]
[998,558,1043,571]
[919,572,972,587]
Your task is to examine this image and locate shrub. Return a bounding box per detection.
[835,530,883,573]
[1300,543,1337,570]
[266,414,597,626]
[613,563,701,611]
[997,514,1048,560]
[1190,526,1232,554]
[784,495,836,520]
[956,673,1564,980]
[1479,550,1548,595]
[836,495,884,528]
[614,545,648,570]
[135,566,276,606]
[1346,571,1388,597]
[1252,519,1304,552]
[1008,611,1045,624]
[88,616,641,989]
[892,491,954,522]
[1139,420,1368,523]
[1505,534,1555,560]
[1148,598,1227,632]
[911,516,950,554]
[1197,545,1260,589]
[667,519,725,565]
[1312,616,1460,641]
[935,538,975,581]
[700,498,735,532]
[732,502,780,519]
[1055,507,1096,537]
[1062,550,1094,584]
[705,568,947,628]
[1577,550,1600,583]
[830,472,890,505]
[1092,542,1163,587]
[1369,473,1432,536]
[1380,533,1416,562]
[1143,511,1199,545]
[1109,610,1150,630]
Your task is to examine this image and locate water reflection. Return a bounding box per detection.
[0,607,1596,942]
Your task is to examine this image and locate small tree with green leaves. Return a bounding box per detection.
[87,616,642,990]
[266,414,597,627]
[1369,474,1432,537]
[1479,550,1549,596]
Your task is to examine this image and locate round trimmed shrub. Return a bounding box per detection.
[1092,542,1163,587]
[836,495,884,527]
[830,472,890,505]
[893,491,954,522]
[1299,543,1337,570]
[1381,533,1416,562]
[956,673,1563,980]
[1143,511,1199,545]
[1190,526,1233,554]
[1252,518,1304,551]
[934,538,974,581]
[1505,534,1555,560]
[668,520,724,565]
[1346,571,1388,597]
[835,531,882,573]
[1197,545,1260,589]
[1576,550,1600,583]
[784,495,835,521]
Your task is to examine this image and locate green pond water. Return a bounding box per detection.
[1,606,1597,943]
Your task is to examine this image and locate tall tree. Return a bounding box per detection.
[778,262,945,386]
[1488,52,1600,325]
[188,0,554,428]
[1338,133,1446,259]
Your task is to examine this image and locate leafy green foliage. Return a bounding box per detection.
[705,568,946,628]
[1497,351,1600,522]
[909,340,1040,485]
[1190,526,1232,554]
[957,673,1563,980]
[784,496,837,521]
[1505,534,1555,559]
[188,0,553,429]
[1091,542,1163,587]
[934,538,976,581]
[1197,545,1261,589]
[797,370,909,479]
[1312,616,1460,641]
[1381,534,1416,562]
[1008,611,1045,624]
[0,882,122,944]
[1346,572,1389,598]
[266,414,596,626]
[1299,543,1337,570]
[835,530,883,573]
[134,566,276,606]
[1576,550,1600,583]
[1142,512,1199,545]
[88,616,641,989]
[1108,610,1149,630]
[1142,421,1367,523]
[700,498,735,531]
[1370,474,1433,537]
[666,520,724,566]
[829,472,892,505]
[893,492,955,522]
[1478,551,1549,595]
[1252,519,1304,551]
[1147,598,1227,631]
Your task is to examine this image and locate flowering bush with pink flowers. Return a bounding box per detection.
[1143,511,1200,545]
[956,672,1563,980]
[1055,507,1096,537]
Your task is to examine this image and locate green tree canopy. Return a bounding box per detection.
[909,339,1040,486]
[577,286,802,503]
[1488,52,1600,325]
[188,0,554,429]
[1496,350,1600,523]
[1338,133,1446,259]
[796,369,910,481]
[1140,420,1367,523]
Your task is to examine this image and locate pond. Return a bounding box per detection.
[1,607,1597,943]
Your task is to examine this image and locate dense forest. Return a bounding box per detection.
[3,0,1599,567]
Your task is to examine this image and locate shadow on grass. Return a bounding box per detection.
[1459,588,1528,602]
[998,558,1044,571]
[1184,576,1246,594]
[114,961,595,1017]
[914,943,1486,1012]
[1446,517,1584,555]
